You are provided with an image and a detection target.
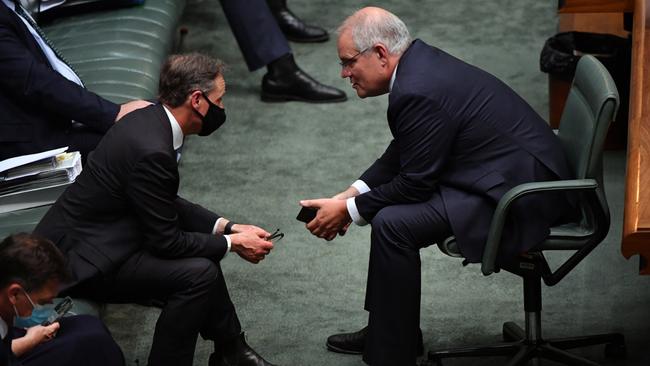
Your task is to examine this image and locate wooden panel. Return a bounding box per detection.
[559,0,634,13]
[558,12,629,37]
[622,0,650,274]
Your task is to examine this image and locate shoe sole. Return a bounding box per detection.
[325,342,364,355]
[261,92,348,104]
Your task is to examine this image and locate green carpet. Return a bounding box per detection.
[102,1,650,365]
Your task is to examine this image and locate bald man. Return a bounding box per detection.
[300,7,574,366]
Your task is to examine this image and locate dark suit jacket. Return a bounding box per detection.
[34,104,228,287]
[0,2,119,160]
[357,40,573,262]
[1,325,18,366]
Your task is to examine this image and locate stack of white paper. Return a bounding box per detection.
[0,147,82,213]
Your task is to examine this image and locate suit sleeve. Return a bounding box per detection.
[126,152,228,259]
[355,94,456,222]
[0,12,119,133]
[174,196,221,233]
[359,139,400,188]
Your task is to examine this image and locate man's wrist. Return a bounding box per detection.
[224,221,236,235]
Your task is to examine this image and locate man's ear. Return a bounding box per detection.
[374,43,390,66]
[188,90,203,109]
[6,283,22,304]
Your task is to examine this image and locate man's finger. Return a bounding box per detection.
[300,199,326,208]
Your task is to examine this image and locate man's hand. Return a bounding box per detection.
[116,100,153,121]
[301,198,351,241]
[11,323,60,356]
[330,187,358,236]
[231,224,270,239]
[229,231,274,264]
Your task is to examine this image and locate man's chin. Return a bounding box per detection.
[356,89,385,98]
[354,87,368,98]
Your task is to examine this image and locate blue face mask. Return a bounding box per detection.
[12,289,53,328]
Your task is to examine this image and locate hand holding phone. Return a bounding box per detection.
[41,297,73,326]
[296,206,318,223]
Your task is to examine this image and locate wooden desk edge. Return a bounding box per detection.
[558,0,634,13]
[622,0,650,274]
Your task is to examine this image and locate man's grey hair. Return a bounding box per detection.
[338,8,411,55]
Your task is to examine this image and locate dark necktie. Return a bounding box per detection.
[12,0,80,78]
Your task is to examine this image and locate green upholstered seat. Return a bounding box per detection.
[43,0,185,103]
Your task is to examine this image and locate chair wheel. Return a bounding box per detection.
[604,342,627,359]
[502,322,522,342]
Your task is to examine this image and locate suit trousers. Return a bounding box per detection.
[65,251,241,366]
[362,191,452,366]
[15,315,125,366]
[219,0,291,71]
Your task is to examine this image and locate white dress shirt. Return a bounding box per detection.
[346,64,399,226]
[0,316,8,340]
[161,105,231,256]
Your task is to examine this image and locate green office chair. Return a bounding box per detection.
[427,55,625,365]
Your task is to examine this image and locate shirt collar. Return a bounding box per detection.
[0,316,8,340]
[162,105,184,151]
[389,62,398,92]
[1,0,15,11]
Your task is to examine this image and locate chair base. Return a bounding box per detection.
[427,322,625,366]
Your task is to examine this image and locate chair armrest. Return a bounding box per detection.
[481,179,598,276]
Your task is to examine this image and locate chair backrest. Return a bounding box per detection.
[557,55,619,183]
[536,56,619,285]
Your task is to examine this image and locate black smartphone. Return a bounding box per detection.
[41,296,73,326]
[296,206,318,223]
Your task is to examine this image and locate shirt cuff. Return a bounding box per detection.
[351,180,371,194]
[224,235,231,258]
[214,218,224,234]
[346,197,368,226]
[214,218,230,258]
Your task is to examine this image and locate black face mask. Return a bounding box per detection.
[196,92,226,136]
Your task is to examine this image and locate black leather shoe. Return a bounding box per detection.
[261,69,347,103]
[209,333,277,366]
[267,0,328,43]
[326,326,424,356]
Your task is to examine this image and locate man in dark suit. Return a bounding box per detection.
[0,0,150,161]
[300,7,575,366]
[35,53,279,366]
[0,233,125,366]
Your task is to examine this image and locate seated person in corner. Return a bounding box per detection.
[35,53,279,366]
[0,233,125,366]
[300,7,575,366]
[0,0,150,161]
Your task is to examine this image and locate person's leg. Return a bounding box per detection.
[218,0,346,103]
[266,0,329,43]
[70,252,241,366]
[326,192,451,365]
[219,0,290,71]
[17,315,125,366]
[362,194,452,365]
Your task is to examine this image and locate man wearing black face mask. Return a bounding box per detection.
[34,53,280,366]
